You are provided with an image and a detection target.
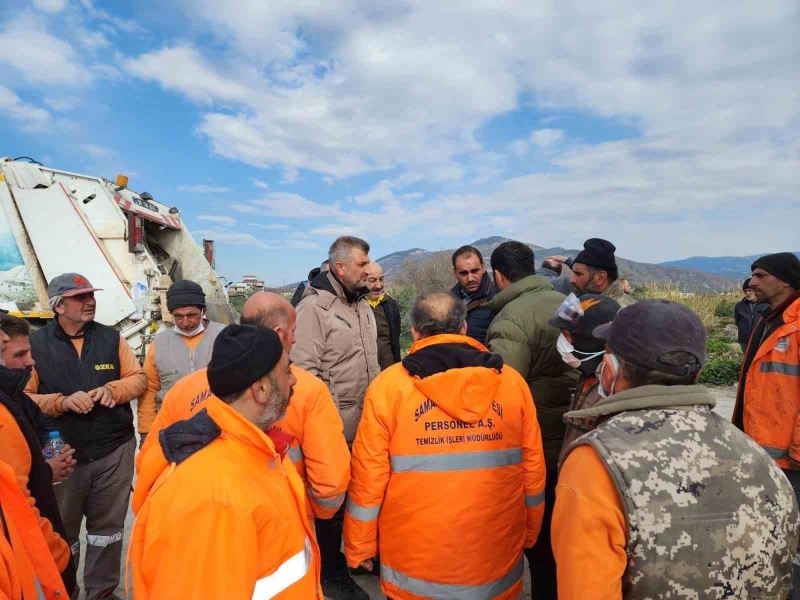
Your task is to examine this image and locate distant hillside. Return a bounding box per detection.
[658,252,800,281]
[377,237,738,293]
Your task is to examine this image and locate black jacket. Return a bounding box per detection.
[291,268,322,307]
[734,299,770,347]
[381,294,402,363]
[450,273,497,345]
[0,366,76,594]
[29,320,133,463]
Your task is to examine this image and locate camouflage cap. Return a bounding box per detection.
[593,299,706,376]
[46,273,103,299]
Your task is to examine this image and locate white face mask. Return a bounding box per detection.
[175,312,206,337]
[557,333,605,369]
[596,354,620,398]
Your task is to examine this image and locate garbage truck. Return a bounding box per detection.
[0,157,236,357]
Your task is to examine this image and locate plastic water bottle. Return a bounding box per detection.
[42,430,64,460]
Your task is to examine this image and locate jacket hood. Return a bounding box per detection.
[159,408,222,465]
[487,275,553,314]
[563,384,715,431]
[309,270,364,304]
[0,365,30,399]
[402,334,503,422]
[132,408,221,515]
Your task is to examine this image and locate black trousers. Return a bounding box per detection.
[525,469,558,600]
[316,503,348,580]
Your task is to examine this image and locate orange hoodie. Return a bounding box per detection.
[130,397,322,599]
[134,365,349,520]
[344,334,546,600]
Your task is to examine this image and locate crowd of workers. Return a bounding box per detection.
[0,234,799,600]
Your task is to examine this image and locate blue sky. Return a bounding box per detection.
[1,0,798,286]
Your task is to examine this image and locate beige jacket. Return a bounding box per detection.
[291,272,380,442]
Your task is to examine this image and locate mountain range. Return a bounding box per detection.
[657,252,800,281]
[377,237,740,293]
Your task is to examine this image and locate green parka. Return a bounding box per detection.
[486,275,578,471]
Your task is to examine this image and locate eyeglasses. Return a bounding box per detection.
[554,293,584,324]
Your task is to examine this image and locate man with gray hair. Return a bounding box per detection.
[25,272,146,600]
[344,291,546,599]
[292,236,379,600]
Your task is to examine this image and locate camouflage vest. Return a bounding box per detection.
[570,404,798,599]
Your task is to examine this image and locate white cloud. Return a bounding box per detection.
[78,143,113,158]
[251,178,269,190]
[354,180,394,205]
[125,46,263,106]
[251,192,343,218]
[309,224,364,238]
[195,228,267,248]
[115,1,799,264]
[33,0,68,13]
[529,129,565,149]
[198,215,236,227]
[0,13,90,86]
[177,184,232,194]
[125,0,797,189]
[0,85,51,130]
[251,223,289,230]
[231,203,261,215]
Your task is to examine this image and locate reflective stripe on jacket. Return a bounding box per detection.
[344,334,546,600]
[130,398,322,599]
[738,296,800,468]
[134,366,349,520]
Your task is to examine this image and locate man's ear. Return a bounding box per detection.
[252,376,269,406]
[459,321,468,336]
[411,327,421,342]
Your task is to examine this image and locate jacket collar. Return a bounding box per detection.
[451,272,495,301]
[205,397,281,458]
[0,366,30,400]
[751,293,800,362]
[765,290,800,323]
[403,334,501,378]
[602,279,627,300]
[158,397,281,467]
[487,274,553,313]
[564,384,715,425]
[52,318,94,342]
[310,271,363,304]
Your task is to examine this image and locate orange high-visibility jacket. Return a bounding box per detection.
[738,295,800,468]
[130,397,322,599]
[0,460,67,600]
[344,334,546,600]
[0,404,70,575]
[135,365,349,519]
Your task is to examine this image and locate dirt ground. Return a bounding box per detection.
[79,386,738,599]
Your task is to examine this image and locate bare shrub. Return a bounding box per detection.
[394,252,454,294]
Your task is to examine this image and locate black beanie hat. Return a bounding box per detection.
[742,278,752,291]
[167,280,206,312]
[751,253,800,290]
[574,238,618,272]
[207,325,283,397]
